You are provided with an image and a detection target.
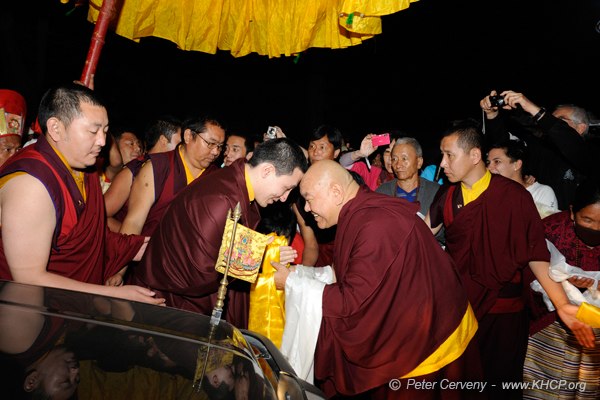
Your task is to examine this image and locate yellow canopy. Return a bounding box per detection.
[88,0,418,58]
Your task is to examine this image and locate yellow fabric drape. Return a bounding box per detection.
[88,0,418,58]
[401,303,478,378]
[248,233,288,348]
[577,302,600,328]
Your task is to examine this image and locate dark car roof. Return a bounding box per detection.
[0,280,277,399]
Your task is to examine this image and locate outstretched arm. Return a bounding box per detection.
[0,174,164,305]
[529,260,595,348]
[339,134,377,168]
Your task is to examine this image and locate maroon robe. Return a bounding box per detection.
[429,175,549,319]
[429,174,549,396]
[142,148,216,236]
[0,135,144,284]
[315,187,473,397]
[129,159,260,328]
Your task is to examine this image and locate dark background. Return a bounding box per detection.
[2,0,600,160]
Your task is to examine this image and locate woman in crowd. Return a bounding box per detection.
[523,178,600,399]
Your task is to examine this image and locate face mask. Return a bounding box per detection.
[574,222,600,247]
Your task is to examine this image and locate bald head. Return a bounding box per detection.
[300,160,359,229]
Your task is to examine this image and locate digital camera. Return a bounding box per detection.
[489,95,506,108]
[266,126,277,139]
[371,133,391,147]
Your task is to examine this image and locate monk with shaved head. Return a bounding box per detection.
[299,160,358,229]
[275,160,482,399]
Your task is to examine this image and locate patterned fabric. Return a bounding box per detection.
[544,211,600,273]
[523,321,600,399]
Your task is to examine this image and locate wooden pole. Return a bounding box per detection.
[80,0,117,88]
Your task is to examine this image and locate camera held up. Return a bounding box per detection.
[489,95,506,108]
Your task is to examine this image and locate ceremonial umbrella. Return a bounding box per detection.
[85,0,418,60]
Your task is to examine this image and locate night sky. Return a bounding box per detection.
[2,0,599,161]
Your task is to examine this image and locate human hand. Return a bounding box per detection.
[499,90,541,115]
[278,245,297,265]
[105,271,125,286]
[115,285,167,306]
[523,174,536,186]
[263,126,286,142]
[361,134,377,157]
[567,276,596,289]
[272,261,291,290]
[274,126,286,139]
[556,303,595,348]
[353,134,376,160]
[480,90,501,119]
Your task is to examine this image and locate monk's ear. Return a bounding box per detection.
[23,370,41,392]
[46,117,62,142]
[260,163,275,178]
[245,151,253,161]
[333,148,341,159]
[417,156,424,170]
[183,129,194,144]
[469,147,482,165]
[330,182,344,205]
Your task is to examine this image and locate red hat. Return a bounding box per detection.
[0,89,27,138]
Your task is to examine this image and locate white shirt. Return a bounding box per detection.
[527,181,559,217]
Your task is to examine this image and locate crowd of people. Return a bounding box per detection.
[0,83,598,399]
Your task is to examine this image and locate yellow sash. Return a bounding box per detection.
[248,233,288,348]
[401,303,478,378]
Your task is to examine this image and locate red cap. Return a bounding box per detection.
[0,89,27,137]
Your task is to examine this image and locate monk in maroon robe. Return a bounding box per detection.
[119,116,224,237]
[0,84,163,305]
[129,138,308,328]
[275,160,480,399]
[104,115,182,232]
[425,121,594,398]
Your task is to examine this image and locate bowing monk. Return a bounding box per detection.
[274,160,480,399]
[129,138,308,329]
[0,83,163,305]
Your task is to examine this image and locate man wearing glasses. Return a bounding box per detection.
[119,116,225,238]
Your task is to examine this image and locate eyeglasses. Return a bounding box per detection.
[196,134,224,151]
